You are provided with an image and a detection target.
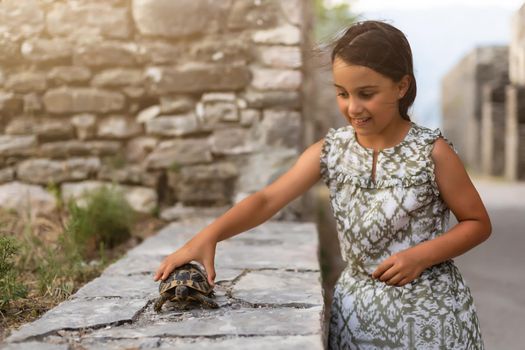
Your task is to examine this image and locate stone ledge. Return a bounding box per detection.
[4,218,325,349]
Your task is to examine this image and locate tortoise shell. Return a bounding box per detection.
[158,262,212,295]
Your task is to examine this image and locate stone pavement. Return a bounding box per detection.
[454,178,525,350]
[2,219,325,349]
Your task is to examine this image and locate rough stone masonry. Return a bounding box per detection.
[0,0,314,220]
[3,218,326,349]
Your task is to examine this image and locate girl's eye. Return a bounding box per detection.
[337,92,348,97]
[359,92,374,99]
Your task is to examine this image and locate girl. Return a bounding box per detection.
[154,20,491,350]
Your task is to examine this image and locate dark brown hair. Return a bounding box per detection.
[330,20,416,121]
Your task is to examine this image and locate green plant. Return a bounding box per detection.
[314,0,357,42]
[64,185,136,259]
[0,236,27,310]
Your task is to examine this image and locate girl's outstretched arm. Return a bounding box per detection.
[153,138,325,285]
[373,137,492,286]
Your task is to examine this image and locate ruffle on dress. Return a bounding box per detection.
[319,123,456,198]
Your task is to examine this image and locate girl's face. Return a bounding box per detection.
[332,57,410,136]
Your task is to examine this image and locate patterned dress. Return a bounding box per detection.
[320,122,485,350]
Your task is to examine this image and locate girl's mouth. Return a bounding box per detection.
[352,117,371,126]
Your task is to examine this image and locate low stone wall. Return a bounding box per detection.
[3,218,326,349]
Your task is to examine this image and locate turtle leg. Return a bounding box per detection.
[192,293,219,309]
[154,295,169,313]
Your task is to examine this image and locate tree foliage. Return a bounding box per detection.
[313,0,358,43]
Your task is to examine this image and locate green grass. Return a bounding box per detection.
[0,236,27,311]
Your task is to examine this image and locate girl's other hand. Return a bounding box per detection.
[153,232,217,287]
[371,249,426,287]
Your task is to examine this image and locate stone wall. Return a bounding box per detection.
[0,0,313,218]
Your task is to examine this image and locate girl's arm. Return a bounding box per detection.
[154,138,325,284]
[373,137,492,286]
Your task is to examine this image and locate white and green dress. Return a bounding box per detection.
[320,122,484,349]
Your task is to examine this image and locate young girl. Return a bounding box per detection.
[154,20,491,350]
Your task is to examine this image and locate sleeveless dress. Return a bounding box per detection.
[320,122,485,350]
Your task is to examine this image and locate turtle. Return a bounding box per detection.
[153,262,219,312]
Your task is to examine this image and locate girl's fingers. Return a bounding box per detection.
[386,272,403,285]
[377,266,398,282]
[372,260,394,279]
[396,278,411,287]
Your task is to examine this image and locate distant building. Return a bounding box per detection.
[441,3,525,180]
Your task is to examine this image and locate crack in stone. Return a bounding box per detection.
[226,297,321,310]
[9,299,154,344]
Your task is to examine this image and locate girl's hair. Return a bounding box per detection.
[330,20,416,121]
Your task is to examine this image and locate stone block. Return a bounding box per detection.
[190,35,252,64]
[7,298,147,343]
[5,117,35,135]
[46,2,131,39]
[71,113,97,140]
[0,35,21,63]
[138,41,186,64]
[5,72,46,93]
[61,181,157,213]
[39,140,120,158]
[85,306,323,339]
[1,341,68,350]
[227,0,279,30]
[252,24,301,45]
[0,92,23,115]
[73,41,138,67]
[0,181,57,217]
[126,137,159,162]
[145,138,213,169]
[17,157,101,184]
[257,46,302,68]
[251,68,302,90]
[0,0,44,40]
[21,38,72,62]
[34,119,75,141]
[233,270,323,306]
[209,127,255,155]
[240,108,261,126]
[48,66,92,84]
[43,87,125,114]
[74,272,158,299]
[92,69,144,87]
[97,115,143,139]
[160,96,195,114]
[132,0,228,38]
[0,167,15,183]
[145,114,200,137]
[237,90,301,109]
[0,135,36,157]
[280,0,305,26]
[146,64,251,94]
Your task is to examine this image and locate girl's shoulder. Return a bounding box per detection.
[408,123,456,154]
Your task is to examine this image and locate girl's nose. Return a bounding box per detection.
[346,96,364,116]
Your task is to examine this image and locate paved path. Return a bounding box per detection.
[454,178,525,350]
[2,220,324,349]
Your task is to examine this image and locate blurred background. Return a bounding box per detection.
[0,0,523,348]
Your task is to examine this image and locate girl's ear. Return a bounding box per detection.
[397,74,411,99]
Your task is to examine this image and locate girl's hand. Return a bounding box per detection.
[371,249,427,287]
[153,232,217,287]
